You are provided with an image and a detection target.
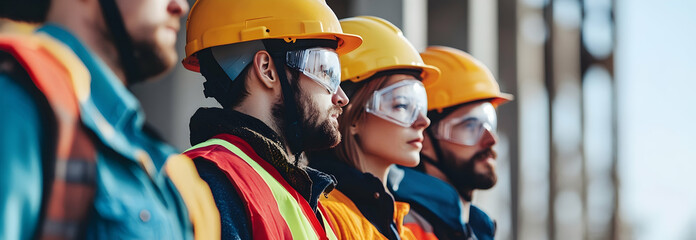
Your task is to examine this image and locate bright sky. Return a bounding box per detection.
[617,0,696,239]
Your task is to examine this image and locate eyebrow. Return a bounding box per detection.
[456,116,479,123]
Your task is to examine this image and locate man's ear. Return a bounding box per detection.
[252,50,278,89]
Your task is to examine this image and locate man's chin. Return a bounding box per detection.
[323,130,342,149]
[475,173,497,189]
[153,51,178,75]
[304,137,340,151]
[302,124,341,151]
[454,171,497,190]
[327,126,341,147]
[327,139,340,149]
[131,42,178,82]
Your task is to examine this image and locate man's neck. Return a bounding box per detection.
[88,28,126,83]
[422,154,451,184]
[360,152,392,190]
[233,104,300,166]
[45,3,127,84]
[459,195,472,223]
[422,158,475,221]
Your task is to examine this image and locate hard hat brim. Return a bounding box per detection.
[490,92,514,107]
[342,64,441,85]
[420,64,440,86]
[182,32,363,73]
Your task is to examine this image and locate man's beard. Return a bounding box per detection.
[441,147,498,199]
[298,97,342,151]
[271,76,342,153]
[127,39,176,84]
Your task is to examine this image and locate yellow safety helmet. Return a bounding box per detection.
[338,16,439,85]
[182,0,363,72]
[421,46,513,112]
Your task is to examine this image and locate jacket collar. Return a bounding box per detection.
[189,108,335,207]
[387,163,467,233]
[310,152,400,240]
[469,205,496,239]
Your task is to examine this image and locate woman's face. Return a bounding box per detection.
[353,74,431,168]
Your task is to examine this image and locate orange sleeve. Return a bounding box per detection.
[320,190,388,240]
[165,155,221,240]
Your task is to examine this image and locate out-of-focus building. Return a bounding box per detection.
[133,0,622,239]
[6,0,694,239]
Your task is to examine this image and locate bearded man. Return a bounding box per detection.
[178,0,363,238]
[388,46,514,240]
[0,0,198,239]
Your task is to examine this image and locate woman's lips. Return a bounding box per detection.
[408,138,423,148]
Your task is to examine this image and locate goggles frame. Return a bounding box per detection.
[365,79,428,127]
[434,102,498,146]
[285,47,341,94]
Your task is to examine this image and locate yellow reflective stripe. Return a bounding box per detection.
[189,138,324,240]
[320,210,339,240]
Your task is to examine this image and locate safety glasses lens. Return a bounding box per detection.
[366,80,428,127]
[286,48,341,94]
[437,102,497,146]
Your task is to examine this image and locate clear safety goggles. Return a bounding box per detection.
[286,47,341,94]
[435,102,498,146]
[365,80,428,127]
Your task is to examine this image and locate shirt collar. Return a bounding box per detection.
[305,167,336,210]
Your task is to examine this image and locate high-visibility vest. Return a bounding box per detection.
[0,33,97,239]
[2,32,221,240]
[183,133,339,240]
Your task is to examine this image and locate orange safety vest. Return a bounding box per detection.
[0,33,97,240]
[1,32,220,240]
[183,133,338,240]
[320,189,417,240]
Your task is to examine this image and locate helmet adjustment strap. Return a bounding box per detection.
[424,126,463,187]
[424,127,447,169]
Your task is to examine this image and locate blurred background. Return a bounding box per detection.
[3,0,695,239]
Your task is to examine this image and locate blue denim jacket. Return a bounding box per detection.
[0,24,191,240]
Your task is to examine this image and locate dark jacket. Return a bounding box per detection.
[189,108,336,240]
[309,152,405,240]
[388,164,496,240]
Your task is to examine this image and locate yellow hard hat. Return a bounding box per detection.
[338,16,439,85]
[182,0,363,72]
[421,46,513,111]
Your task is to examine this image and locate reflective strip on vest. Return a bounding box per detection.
[0,33,98,240]
[187,135,337,240]
[319,205,339,240]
